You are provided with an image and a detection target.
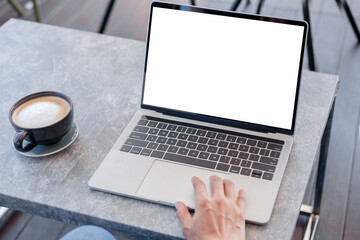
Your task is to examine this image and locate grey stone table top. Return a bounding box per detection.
[0,19,339,239]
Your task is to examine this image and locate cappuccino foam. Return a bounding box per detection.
[12,96,70,128]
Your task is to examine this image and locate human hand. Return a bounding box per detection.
[175,175,246,240]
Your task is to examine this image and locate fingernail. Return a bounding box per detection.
[191,176,196,183]
[174,202,181,209]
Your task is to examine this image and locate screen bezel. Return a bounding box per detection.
[141,1,308,135]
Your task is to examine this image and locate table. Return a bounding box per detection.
[0,19,339,239]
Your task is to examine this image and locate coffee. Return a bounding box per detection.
[12,96,70,129]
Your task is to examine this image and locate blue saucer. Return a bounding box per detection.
[12,122,79,157]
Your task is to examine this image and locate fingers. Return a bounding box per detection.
[223,179,235,198]
[210,175,224,197]
[175,201,192,236]
[192,176,208,199]
[236,189,246,210]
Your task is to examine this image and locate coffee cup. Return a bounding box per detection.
[9,91,74,152]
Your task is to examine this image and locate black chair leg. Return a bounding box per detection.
[302,0,316,71]
[99,0,116,34]
[231,0,243,11]
[342,0,360,42]
[256,0,265,14]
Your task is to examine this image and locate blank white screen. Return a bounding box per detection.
[143,7,304,130]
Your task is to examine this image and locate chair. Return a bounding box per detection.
[228,0,360,72]
[7,0,41,22]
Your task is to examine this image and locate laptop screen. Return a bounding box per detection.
[142,3,307,133]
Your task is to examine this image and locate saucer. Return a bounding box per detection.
[12,122,79,157]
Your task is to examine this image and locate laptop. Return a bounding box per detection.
[89,1,307,224]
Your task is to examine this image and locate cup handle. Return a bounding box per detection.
[14,130,36,152]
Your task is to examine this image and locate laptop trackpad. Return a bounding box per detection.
[136,160,230,209]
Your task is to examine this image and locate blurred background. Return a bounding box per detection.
[0,0,359,239]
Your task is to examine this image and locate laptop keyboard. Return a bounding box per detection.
[120,116,284,181]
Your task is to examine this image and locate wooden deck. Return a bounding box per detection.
[1,0,360,239]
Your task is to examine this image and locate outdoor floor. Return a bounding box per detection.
[0,0,359,239]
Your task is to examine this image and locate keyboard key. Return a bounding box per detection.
[166,138,177,145]
[130,147,142,154]
[230,166,240,174]
[138,119,148,126]
[206,132,216,138]
[196,144,207,151]
[196,130,207,136]
[226,135,236,142]
[186,128,197,134]
[167,125,177,131]
[262,172,274,180]
[228,150,238,157]
[249,154,260,161]
[236,137,247,144]
[188,135,199,142]
[199,152,210,159]
[246,139,257,146]
[216,163,230,172]
[158,130,169,136]
[228,143,239,150]
[187,142,197,149]
[209,154,220,161]
[125,138,148,148]
[240,168,251,176]
[129,132,147,140]
[151,150,165,158]
[176,140,187,147]
[217,148,228,155]
[208,139,219,146]
[120,145,131,152]
[249,147,259,154]
[230,158,241,166]
[157,144,168,151]
[198,137,208,144]
[239,152,249,159]
[148,128,159,135]
[178,148,189,155]
[168,146,179,153]
[156,137,167,144]
[219,156,230,163]
[140,149,152,156]
[147,142,158,149]
[164,153,216,169]
[146,135,157,142]
[176,126,187,132]
[240,160,251,168]
[218,141,229,148]
[260,149,270,156]
[251,170,262,178]
[147,121,157,127]
[216,133,226,140]
[257,141,267,148]
[259,156,278,166]
[168,132,179,138]
[252,162,276,173]
[207,146,218,153]
[178,133,188,140]
[134,125,149,133]
[189,150,199,158]
[157,123,167,129]
[239,145,249,152]
[267,143,283,151]
[270,151,281,158]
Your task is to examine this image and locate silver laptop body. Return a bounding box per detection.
[89,2,308,224]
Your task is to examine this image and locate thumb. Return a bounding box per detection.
[175,201,192,236]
